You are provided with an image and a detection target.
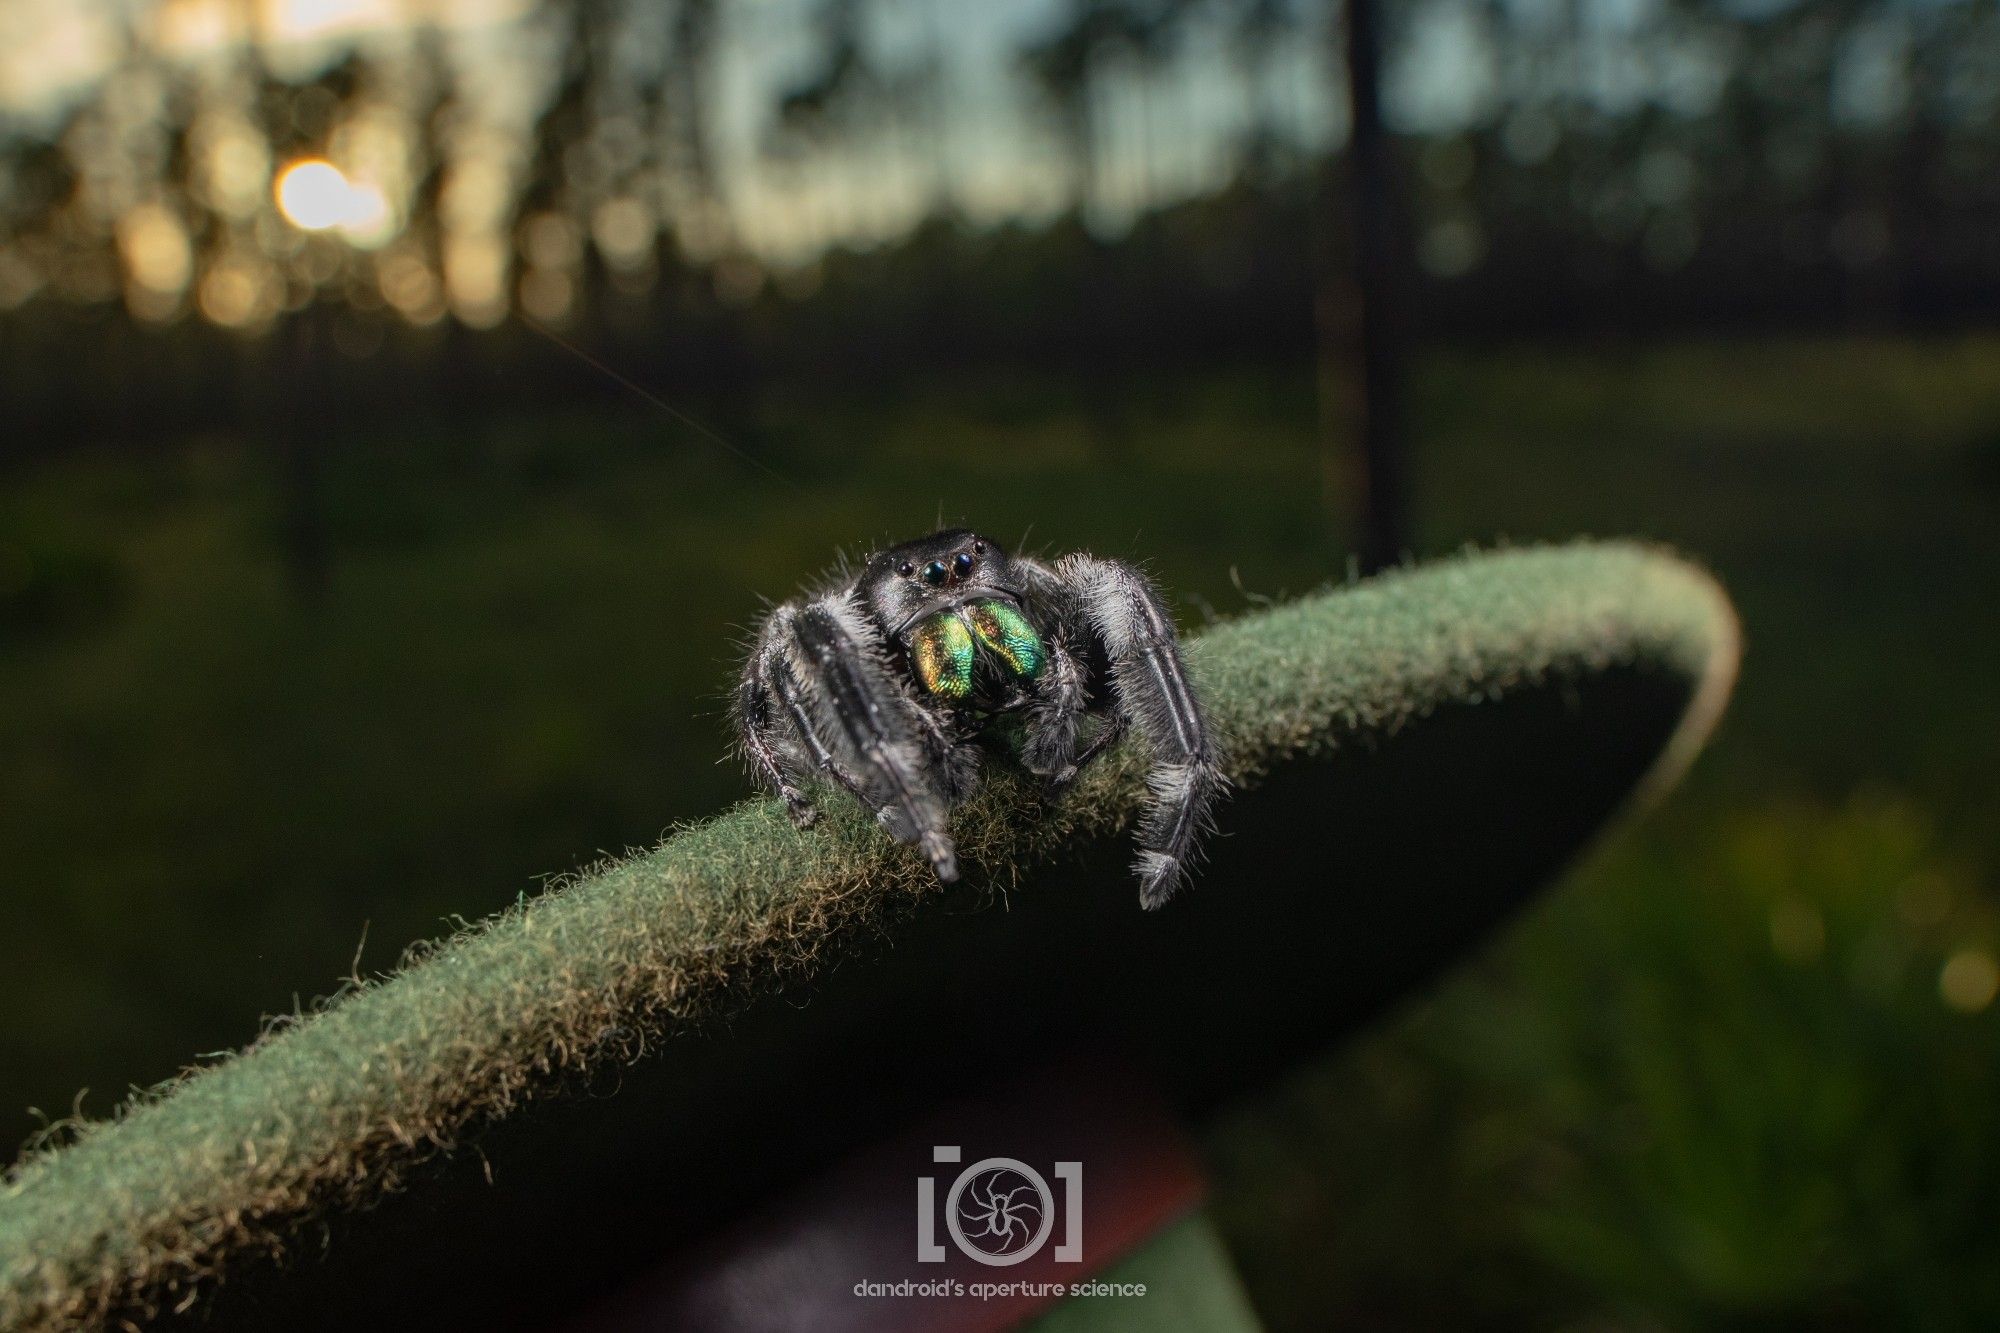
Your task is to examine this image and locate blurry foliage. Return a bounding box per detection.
[1210,795,2000,1330]
[0,539,125,644]
[1493,798,1999,1325]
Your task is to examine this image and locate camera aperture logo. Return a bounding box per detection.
[919,1146,1081,1266]
[851,1147,1147,1304]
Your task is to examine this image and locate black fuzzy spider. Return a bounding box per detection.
[737,529,1223,908]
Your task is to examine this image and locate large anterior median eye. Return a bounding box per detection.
[953,552,974,578]
[922,560,948,586]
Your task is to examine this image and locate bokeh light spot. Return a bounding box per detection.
[276,159,354,230]
[444,231,509,328]
[1940,949,1999,1014]
[197,249,279,330]
[117,202,193,304]
[592,197,655,272]
[275,158,396,247]
[339,181,394,248]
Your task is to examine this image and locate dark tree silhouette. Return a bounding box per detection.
[1334,0,1408,573]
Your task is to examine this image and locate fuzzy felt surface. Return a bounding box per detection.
[0,542,1738,1330]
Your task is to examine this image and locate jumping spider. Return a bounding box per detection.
[737,530,1223,908]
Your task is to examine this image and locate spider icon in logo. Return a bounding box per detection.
[918,1146,1081,1266]
[947,1161,1054,1264]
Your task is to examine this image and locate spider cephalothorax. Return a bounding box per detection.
[736,529,1223,908]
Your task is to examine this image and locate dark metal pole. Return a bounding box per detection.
[1336,0,1409,574]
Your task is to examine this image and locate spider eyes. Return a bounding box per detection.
[901,545,983,587]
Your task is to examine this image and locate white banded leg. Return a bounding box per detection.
[738,643,821,826]
[777,596,959,881]
[1058,555,1224,908]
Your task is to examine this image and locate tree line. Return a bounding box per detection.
[1,0,1996,449]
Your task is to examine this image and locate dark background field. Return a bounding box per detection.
[5,0,2000,1325]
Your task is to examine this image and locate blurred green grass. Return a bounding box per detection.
[3,336,1998,1324]
[1208,795,2000,1330]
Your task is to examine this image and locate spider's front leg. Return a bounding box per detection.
[1055,555,1225,909]
[738,638,827,829]
[744,594,963,881]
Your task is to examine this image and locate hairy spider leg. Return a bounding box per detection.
[1008,558,1129,788]
[1058,555,1225,909]
[1019,629,1091,785]
[783,597,960,881]
[738,644,822,826]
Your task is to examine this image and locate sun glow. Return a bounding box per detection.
[260,0,397,45]
[274,159,394,245]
